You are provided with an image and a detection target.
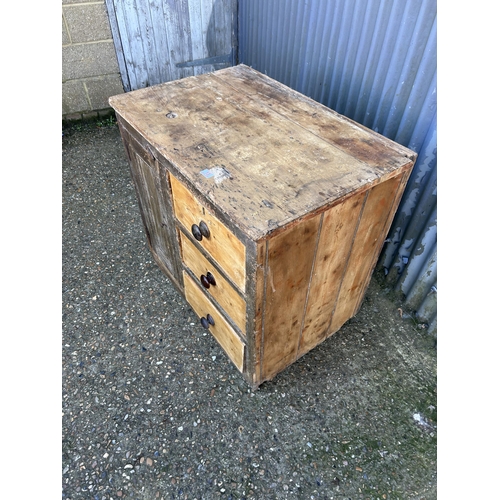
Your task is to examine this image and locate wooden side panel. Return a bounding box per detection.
[328,175,402,334]
[184,272,245,372]
[124,138,183,288]
[180,232,246,333]
[261,214,321,382]
[170,174,246,291]
[297,189,366,357]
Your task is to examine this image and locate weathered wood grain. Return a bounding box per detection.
[184,271,244,372]
[179,231,246,333]
[118,124,183,288]
[328,175,402,335]
[109,65,415,240]
[351,168,413,317]
[213,65,417,172]
[298,189,367,357]
[252,240,267,386]
[261,214,322,382]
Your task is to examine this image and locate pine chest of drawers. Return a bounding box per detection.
[109,64,416,389]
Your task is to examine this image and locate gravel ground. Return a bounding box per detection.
[62,120,437,500]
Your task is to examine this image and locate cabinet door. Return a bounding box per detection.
[125,137,183,289]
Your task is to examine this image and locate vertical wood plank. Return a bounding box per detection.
[199,0,218,71]
[351,170,412,315]
[162,0,194,81]
[110,0,142,91]
[328,176,402,334]
[119,0,148,90]
[251,240,267,386]
[105,0,131,91]
[186,0,206,76]
[213,0,234,61]
[261,214,321,381]
[298,189,366,357]
[136,0,162,86]
[149,0,174,83]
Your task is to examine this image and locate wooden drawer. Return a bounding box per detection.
[183,272,245,372]
[179,232,246,333]
[170,174,246,291]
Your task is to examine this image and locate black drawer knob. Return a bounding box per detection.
[200,274,210,288]
[199,220,210,238]
[191,221,210,241]
[191,224,203,241]
[200,314,215,329]
[200,272,217,289]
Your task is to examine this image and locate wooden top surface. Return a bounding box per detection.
[110,64,416,240]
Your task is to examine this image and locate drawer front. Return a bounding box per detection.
[180,232,246,333]
[170,174,246,291]
[183,272,245,372]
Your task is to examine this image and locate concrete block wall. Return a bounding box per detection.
[62,0,124,121]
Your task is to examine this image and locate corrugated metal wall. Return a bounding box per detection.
[239,0,437,334]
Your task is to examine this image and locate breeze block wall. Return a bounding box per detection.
[62,0,124,121]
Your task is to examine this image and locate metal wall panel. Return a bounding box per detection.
[239,0,437,334]
[105,0,237,91]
